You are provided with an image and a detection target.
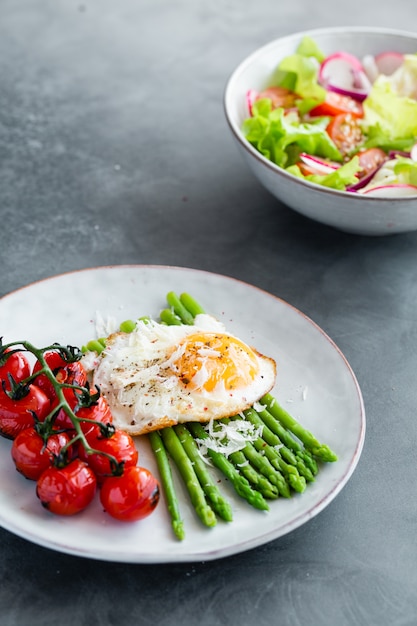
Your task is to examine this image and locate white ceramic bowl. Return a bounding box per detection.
[224,27,417,236]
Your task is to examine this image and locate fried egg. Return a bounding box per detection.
[91,314,276,435]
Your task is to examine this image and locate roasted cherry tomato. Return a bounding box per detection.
[76,395,113,435]
[100,466,160,522]
[33,353,87,403]
[309,91,364,118]
[0,349,31,390]
[256,86,297,109]
[326,113,363,155]
[32,351,69,400]
[49,362,88,429]
[79,425,138,484]
[0,383,51,439]
[36,458,97,516]
[11,428,71,481]
[53,388,111,433]
[357,148,387,179]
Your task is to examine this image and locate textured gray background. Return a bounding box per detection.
[1,1,417,624]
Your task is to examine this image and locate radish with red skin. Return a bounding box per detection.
[318,52,372,102]
[298,153,340,176]
[246,89,258,116]
[361,184,417,197]
[374,51,404,76]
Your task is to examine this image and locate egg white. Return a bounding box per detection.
[89,314,276,435]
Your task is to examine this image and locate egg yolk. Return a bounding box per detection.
[172,332,260,392]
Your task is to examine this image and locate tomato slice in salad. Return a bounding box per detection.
[309,92,364,118]
[326,113,363,155]
[256,86,297,110]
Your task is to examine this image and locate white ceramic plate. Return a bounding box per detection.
[0,265,365,562]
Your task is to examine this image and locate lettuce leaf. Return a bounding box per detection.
[363,55,417,151]
[394,156,417,186]
[287,156,361,190]
[242,99,342,168]
[363,123,416,152]
[295,36,326,63]
[268,36,326,107]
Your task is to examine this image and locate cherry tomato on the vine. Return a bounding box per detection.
[0,349,31,390]
[33,354,87,403]
[100,466,160,522]
[11,428,71,481]
[79,425,138,484]
[0,384,51,439]
[32,351,69,400]
[49,362,88,429]
[76,395,113,436]
[52,388,110,434]
[36,458,97,516]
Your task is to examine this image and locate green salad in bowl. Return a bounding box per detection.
[242,35,417,197]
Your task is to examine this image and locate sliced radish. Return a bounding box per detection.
[361,184,417,197]
[246,89,258,116]
[299,153,340,175]
[318,52,372,101]
[411,143,417,162]
[374,51,404,76]
[361,54,379,83]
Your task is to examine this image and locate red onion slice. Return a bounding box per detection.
[388,150,411,159]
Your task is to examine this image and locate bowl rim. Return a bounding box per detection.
[223,26,417,203]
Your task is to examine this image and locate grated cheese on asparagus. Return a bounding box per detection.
[195,418,263,461]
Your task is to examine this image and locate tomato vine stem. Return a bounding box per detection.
[1,339,125,474]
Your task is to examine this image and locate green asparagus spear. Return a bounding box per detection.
[159,308,183,326]
[228,449,278,499]
[187,422,269,511]
[173,424,233,522]
[179,293,206,317]
[166,291,195,325]
[255,406,319,476]
[119,319,137,333]
[251,439,292,497]
[148,431,185,540]
[82,339,106,354]
[160,427,217,527]
[244,408,317,481]
[260,394,338,462]
[243,437,306,494]
[210,417,278,499]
